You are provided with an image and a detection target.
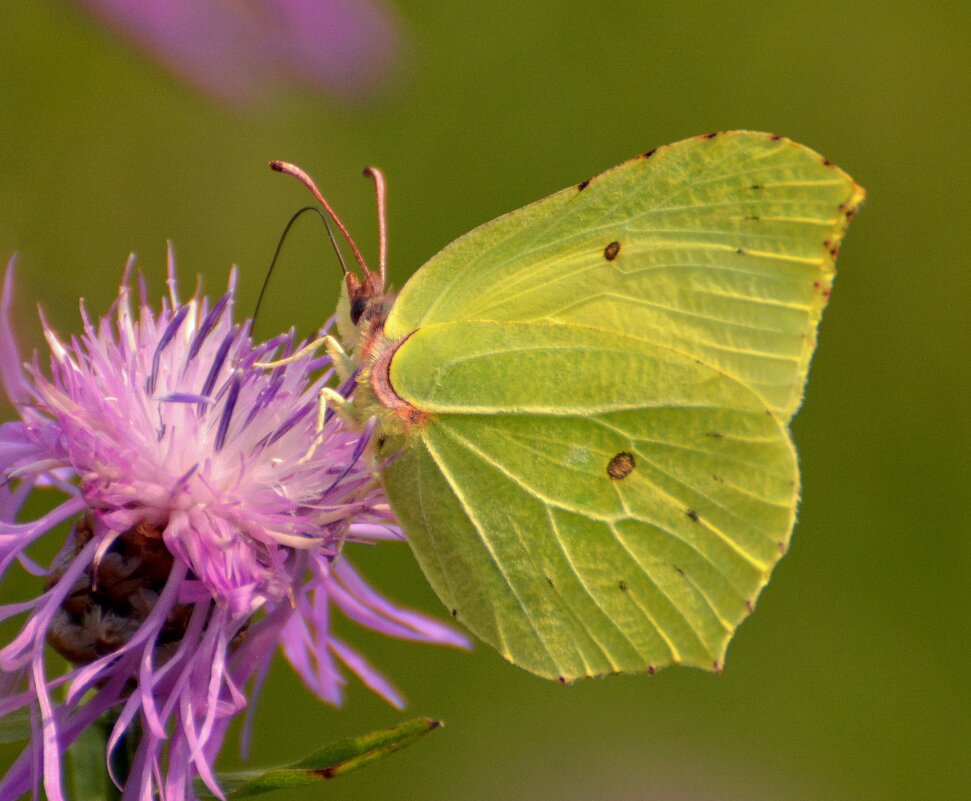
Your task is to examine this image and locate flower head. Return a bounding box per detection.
[0,251,466,800]
[74,0,404,106]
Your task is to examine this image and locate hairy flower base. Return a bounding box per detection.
[0,255,467,801]
[46,517,196,666]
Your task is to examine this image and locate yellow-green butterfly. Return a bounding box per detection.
[273,131,864,683]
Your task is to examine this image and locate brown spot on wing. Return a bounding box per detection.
[607,452,636,480]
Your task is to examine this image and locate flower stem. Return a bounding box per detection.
[68,714,122,801]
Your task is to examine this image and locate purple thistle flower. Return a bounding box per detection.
[0,250,467,800]
[73,0,404,105]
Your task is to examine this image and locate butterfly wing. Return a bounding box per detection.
[386,132,864,421]
[383,322,797,679]
[378,132,863,678]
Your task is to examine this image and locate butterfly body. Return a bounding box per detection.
[325,131,863,681]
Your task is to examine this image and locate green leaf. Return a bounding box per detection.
[200,718,442,799]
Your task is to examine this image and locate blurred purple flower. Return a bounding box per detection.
[0,251,466,800]
[74,0,404,104]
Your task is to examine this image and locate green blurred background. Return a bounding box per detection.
[1,2,968,799]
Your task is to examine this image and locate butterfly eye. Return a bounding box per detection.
[350,294,368,325]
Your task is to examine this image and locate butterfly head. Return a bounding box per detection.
[335,268,395,357]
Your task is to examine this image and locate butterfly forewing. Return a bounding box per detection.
[386,132,864,421]
[383,321,797,679]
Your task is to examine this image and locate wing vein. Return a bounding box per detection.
[422,432,563,671]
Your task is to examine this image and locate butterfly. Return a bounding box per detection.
[273,131,864,682]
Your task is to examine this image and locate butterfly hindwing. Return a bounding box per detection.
[383,321,796,679]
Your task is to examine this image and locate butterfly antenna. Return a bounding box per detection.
[253,206,349,327]
[269,161,372,278]
[363,166,388,285]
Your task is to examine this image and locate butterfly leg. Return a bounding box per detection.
[324,338,356,384]
[298,386,359,464]
[254,334,353,380]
